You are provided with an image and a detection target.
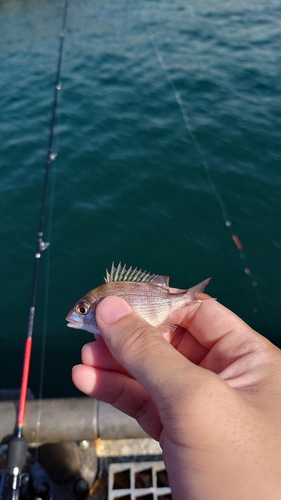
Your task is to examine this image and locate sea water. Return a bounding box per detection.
[0,0,280,397]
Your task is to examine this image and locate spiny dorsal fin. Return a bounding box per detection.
[104,262,170,287]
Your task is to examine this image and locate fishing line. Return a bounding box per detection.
[4,1,69,498]
[143,19,264,317]
[35,80,64,451]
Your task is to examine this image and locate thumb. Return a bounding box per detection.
[96,296,198,403]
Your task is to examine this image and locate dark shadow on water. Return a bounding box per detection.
[0,343,85,399]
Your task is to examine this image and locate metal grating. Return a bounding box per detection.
[108,461,172,500]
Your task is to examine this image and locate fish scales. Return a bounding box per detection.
[66,263,210,336]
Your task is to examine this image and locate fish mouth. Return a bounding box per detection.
[66,321,82,329]
[66,314,83,329]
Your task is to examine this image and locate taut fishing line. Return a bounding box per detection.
[4,1,69,498]
[143,17,271,328]
[35,64,65,451]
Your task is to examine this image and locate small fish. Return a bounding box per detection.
[66,262,210,335]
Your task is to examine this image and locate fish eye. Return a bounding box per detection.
[75,301,90,315]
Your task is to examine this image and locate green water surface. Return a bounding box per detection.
[0,0,281,397]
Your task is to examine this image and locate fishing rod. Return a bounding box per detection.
[4,1,69,498]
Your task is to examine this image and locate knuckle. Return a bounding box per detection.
[134,393,152,420]
[119,320,156,359]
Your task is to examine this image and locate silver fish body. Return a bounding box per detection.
[66,263,210,335]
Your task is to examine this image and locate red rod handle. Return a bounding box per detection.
[17,337,33,434]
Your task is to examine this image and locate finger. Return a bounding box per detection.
[81,340,128,374]
[95,296,201,407]
[171,299,272,378]
[173,298,258,349]
[72,364,162,439]
[169,326,209,365]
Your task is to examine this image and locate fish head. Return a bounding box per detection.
[66,281,121,335]
[66,296,102,335]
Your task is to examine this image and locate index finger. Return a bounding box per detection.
[172,298,256,349]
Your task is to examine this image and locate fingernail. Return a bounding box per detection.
[97,296,133,325]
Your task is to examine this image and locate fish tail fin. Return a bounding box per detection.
[187,277,211,301]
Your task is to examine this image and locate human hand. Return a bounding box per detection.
[72,295,281,500]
